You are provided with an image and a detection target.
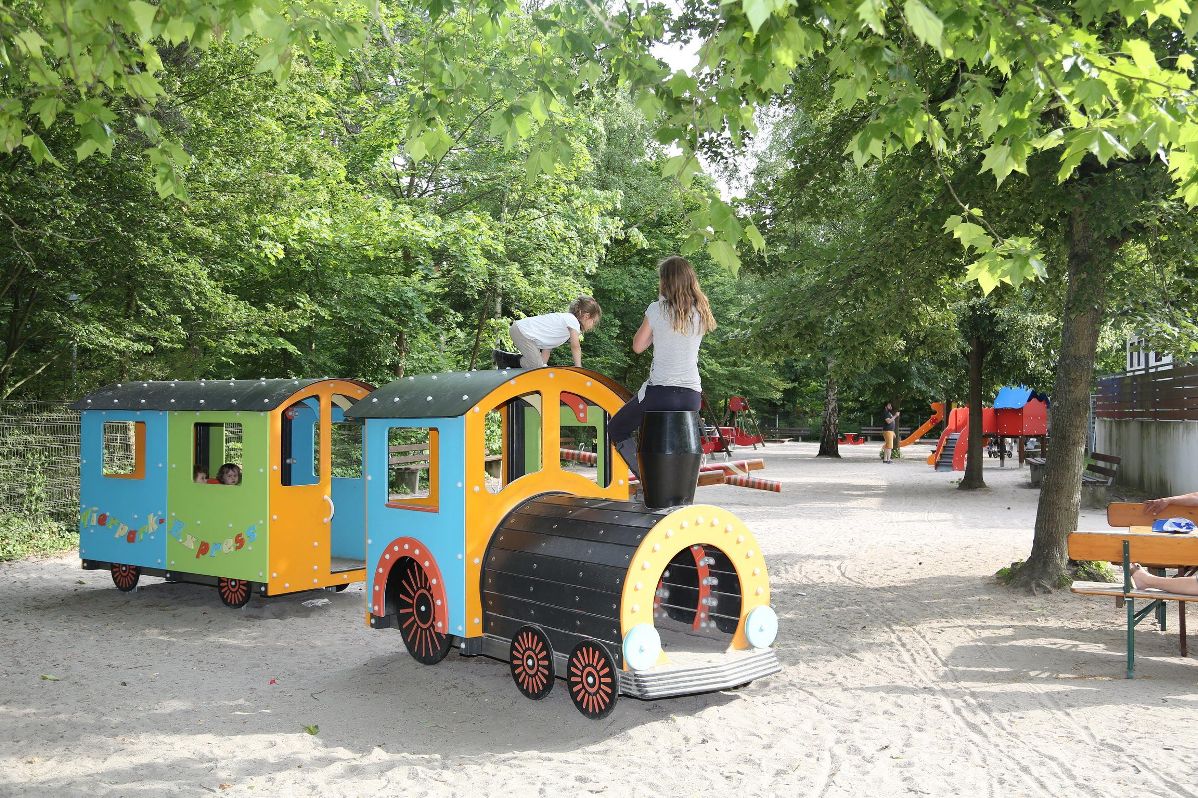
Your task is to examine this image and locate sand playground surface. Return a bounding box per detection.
[3,442,1197,797]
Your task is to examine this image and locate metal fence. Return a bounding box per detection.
[0,401,80,522]
[1094,363,1198,421]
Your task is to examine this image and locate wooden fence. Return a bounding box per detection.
[1094,364,1198,421]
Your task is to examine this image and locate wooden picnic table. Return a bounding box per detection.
[1067,502,1198,677]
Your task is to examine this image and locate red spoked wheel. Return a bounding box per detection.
[510,626,554,700]
[217,577,252,608]
[395,558,452,665]
[110,563,140,592]
[567,641,619,719]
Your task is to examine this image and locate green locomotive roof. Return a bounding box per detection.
[347,368,629,419]
[71,378,367,412]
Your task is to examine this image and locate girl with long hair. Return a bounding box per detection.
[610,256,716,477]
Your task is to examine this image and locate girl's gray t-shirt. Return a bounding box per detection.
[640,299,704,399]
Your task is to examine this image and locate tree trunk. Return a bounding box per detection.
[817,368,840,458]
[1017,204,1111,590]
[468,297,489,371]
[959,334,988,490]
[393,330,407,378]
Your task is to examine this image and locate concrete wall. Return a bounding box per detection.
[1095,418,1198,496]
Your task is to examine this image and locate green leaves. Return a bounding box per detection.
[1123,38,1157,72]
[20,133,59,166]
[902,0,944,53]
[856,0,888,34]
[742,0,775,33]
[663,154,702,186]
[127,1,158,39]
[980,141,1027,185]
[1,2,366,198]
[707,239,740,271]
[944,215,1046,295]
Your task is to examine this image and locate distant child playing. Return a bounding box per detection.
[610,256,716,478]
[509,296,602,369]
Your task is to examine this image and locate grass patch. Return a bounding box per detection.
[0,513,76,561]
[996,558,1116,589]
[1072,560,1117,582]
[995,561,1022,585]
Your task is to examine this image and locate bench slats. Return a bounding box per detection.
[1108,502,1198,527]
[1071,580,1198,603]
[1068,530,1198,565]
[1090,453,1122,464]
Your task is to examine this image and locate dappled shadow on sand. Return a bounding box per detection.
[1,563,744,777]
[764,554,1198,709]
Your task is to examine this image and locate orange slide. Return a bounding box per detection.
[899,402,946,447]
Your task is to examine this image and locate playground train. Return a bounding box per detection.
[73,367,780,718]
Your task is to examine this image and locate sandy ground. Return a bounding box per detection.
[2,441,1197,798]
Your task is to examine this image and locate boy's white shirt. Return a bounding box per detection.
[512,312,581,349]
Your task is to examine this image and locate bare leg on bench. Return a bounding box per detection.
[1131,564,1198,595]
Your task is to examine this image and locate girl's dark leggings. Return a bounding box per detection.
[610,385,702,447]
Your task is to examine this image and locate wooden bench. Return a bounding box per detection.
[763,426,812,442]
[1026,456,1047,487]
[1067,502,1198,677]
[1081,452,1120,508]
[389,443,501,498]
[389,442,433,495]
[859,426,913,442]
[1027,452,1120,496]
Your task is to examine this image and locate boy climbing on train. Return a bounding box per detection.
[509,296,602,369]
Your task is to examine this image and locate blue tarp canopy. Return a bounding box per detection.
[993,386,1043,409]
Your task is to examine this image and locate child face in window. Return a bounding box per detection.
[219,468,240,485]
[194,470,208,483]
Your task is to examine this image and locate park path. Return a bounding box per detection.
[1,442,1196,797]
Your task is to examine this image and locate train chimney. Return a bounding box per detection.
[636,411,703,509]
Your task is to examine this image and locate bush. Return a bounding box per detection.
[0,513,76,561]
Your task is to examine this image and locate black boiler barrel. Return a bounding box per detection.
[637,411,702,509]
[482,494,670,666]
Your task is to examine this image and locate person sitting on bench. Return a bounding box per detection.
[1130,564,1198,595]
[1128,491,1198,595]
[1144,491,1198,515]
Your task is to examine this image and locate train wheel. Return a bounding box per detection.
[566,641,618,719]
[110,564,140,592]
[217,577,252,608]
[395,558,451,665]
[509,626,554,700]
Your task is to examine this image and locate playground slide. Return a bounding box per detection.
[899,402,945,447]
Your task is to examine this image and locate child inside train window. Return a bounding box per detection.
[216,463,242,485]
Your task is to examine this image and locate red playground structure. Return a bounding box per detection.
[700,395,765,455]
[929,386,1048,471]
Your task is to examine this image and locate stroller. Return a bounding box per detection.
[985,437,1014,459]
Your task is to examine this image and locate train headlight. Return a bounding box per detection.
[622,623,662,671]
[745,605,778,649]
